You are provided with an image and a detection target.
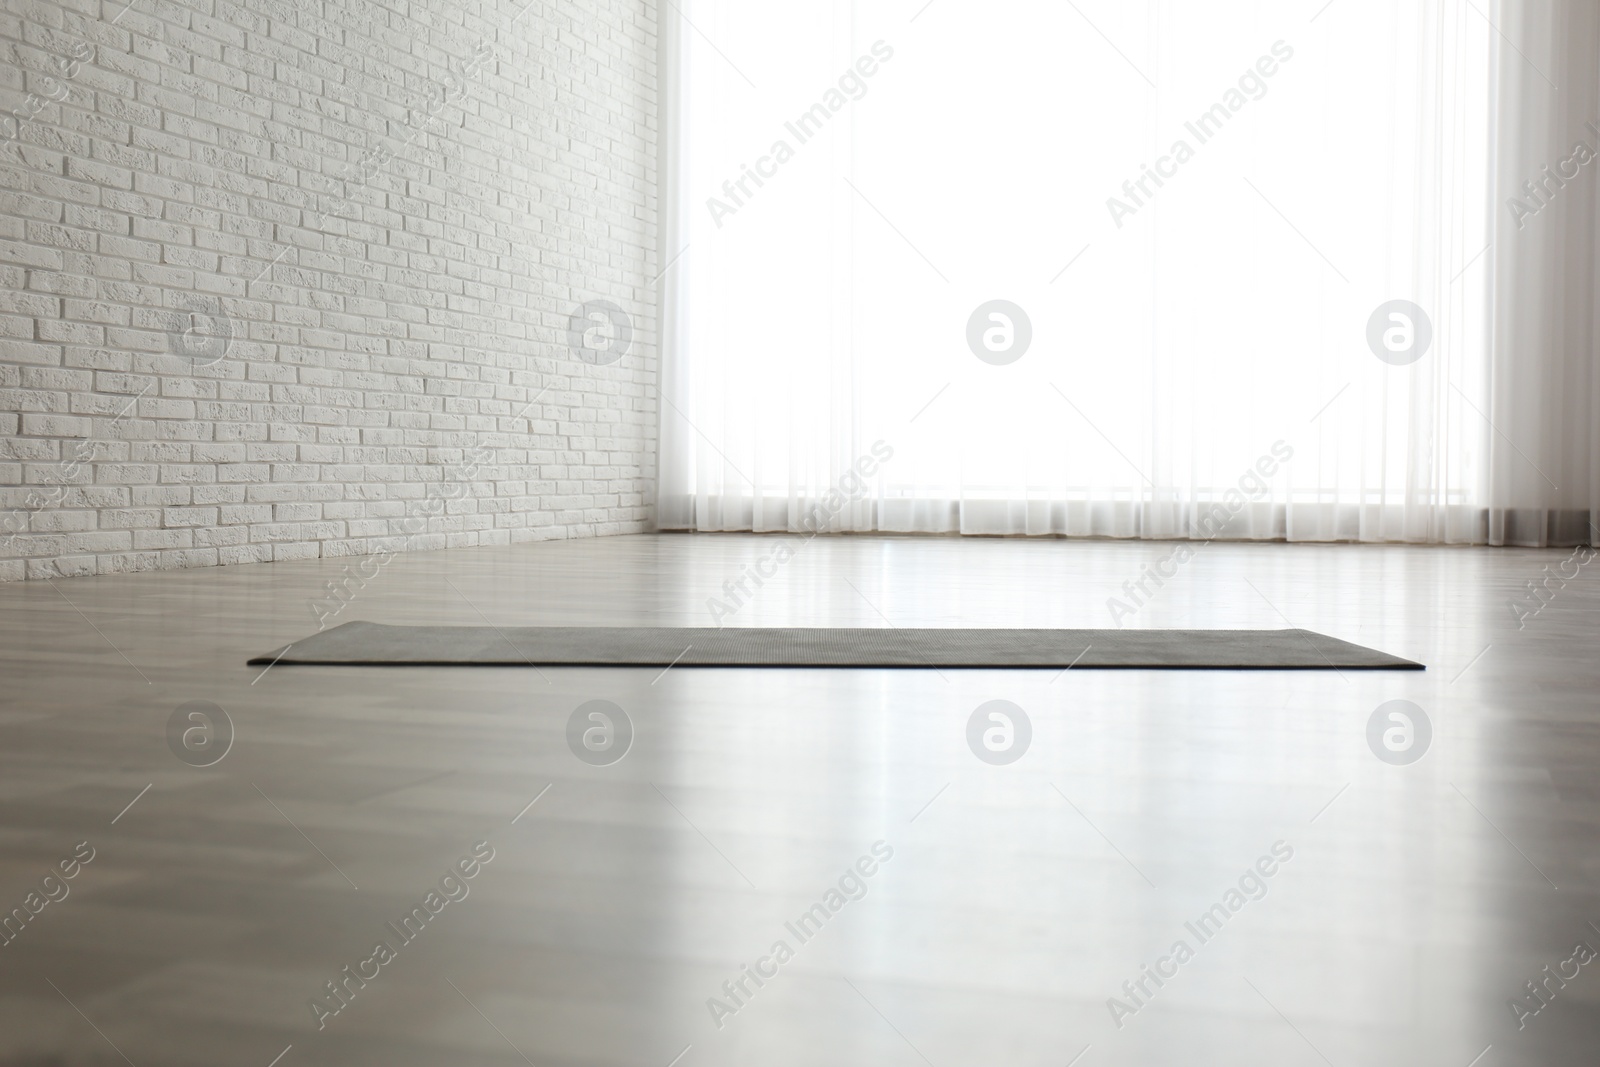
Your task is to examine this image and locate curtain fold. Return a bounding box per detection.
[1487,0,1600,546]
[656,0,1599,546]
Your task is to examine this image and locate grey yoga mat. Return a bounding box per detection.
[248,623,1422,670]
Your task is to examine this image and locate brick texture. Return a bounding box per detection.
[0,0,658,582]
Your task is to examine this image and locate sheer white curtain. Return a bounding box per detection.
[1488,0,1600,546]
[656,0,1598,546]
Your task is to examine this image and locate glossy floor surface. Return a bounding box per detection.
[0,533,1596,1067]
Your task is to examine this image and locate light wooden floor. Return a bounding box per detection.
[0,532,1596,1067]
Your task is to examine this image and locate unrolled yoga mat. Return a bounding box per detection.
[249,623,1422,670]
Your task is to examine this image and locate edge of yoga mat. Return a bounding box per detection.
[249,623,1424,670]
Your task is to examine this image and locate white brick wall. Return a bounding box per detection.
[0,0,658,581]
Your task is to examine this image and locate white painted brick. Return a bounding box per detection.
[20,413,92,437]
[157,548,219,569]
[26,555,95,579]
[191,485,245,505]
[60,531,130,552]
[25,509,96,532]
[2,0,658,582]
[134,528,193,550]
[95,551,160,573]
[218,544,272,565]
